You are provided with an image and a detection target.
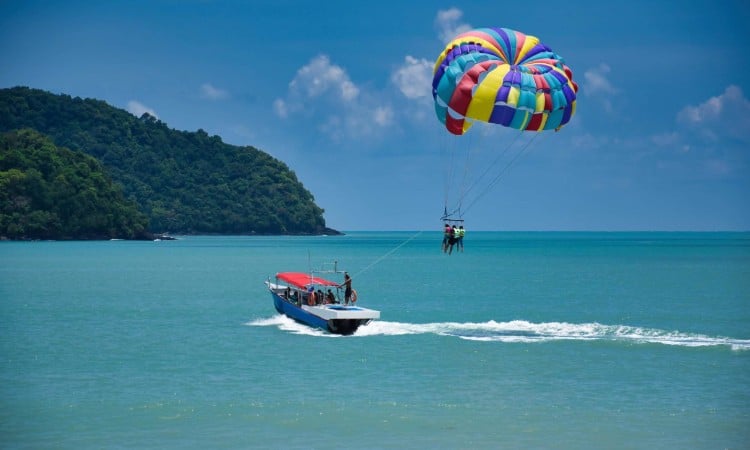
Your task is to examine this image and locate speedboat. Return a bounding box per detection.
[265,263,380,335]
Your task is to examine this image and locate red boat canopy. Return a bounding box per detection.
[276,272,339,289]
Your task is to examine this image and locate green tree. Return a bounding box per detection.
[0,129,148,239]
[0,86,334,235]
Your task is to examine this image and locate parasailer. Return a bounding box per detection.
[432,27,578,234]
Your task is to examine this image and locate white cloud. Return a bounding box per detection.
[127,100,157,118]
[315,105,395,143]
[584,64,617,95]
[273,98,288,118]
[677,85,750,124]
[583,64,617,112]
[676,85,750,144]
[288,54,359,102]
[435,8,472,43]
[273,55,360,120]
[571,132,609,150]
[373,106,394,127]
[392,55,433,100]
[651,132,680,147]
[274,54,397,141]
[703,158,732,176]
[200,83,228,100]
[632,85,750,181]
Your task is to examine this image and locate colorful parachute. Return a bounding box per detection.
[433,27,578,135]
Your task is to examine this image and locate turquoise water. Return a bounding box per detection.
[1,232,749,449]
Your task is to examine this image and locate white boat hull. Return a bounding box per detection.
[301,304,380,321]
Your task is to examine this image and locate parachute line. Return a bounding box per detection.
[461,132,543,215]
[461,130,523,203]
[442,129,522,216]
[441,133,456,213]
[442,131,475,217]
[456,134,474,214]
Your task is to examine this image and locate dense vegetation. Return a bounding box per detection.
[0,129,150,239]
[0,86,333,236]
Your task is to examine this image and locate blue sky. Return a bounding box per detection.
[1,0,748,231]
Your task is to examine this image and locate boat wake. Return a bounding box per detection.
[247,316,750,350]
[246,315,333,337]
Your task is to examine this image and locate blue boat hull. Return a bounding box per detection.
[270,292,368,335]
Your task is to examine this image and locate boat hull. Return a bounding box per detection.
[270,292,377,335]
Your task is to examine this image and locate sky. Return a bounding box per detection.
[1,0,749,231]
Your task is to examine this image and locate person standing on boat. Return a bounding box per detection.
[341,272,353,305]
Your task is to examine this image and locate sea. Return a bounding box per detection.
[1,231,748,449]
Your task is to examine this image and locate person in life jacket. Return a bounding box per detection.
[456,225,465,252]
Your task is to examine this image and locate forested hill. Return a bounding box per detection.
[0,86,336,235]
[1,129,150,240]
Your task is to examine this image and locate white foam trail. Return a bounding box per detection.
[246,315,339,337]
[246,317,750,350]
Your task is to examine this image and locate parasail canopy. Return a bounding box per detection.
[432,27,578,135]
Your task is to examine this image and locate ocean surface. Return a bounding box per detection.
[1,232,749,449]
